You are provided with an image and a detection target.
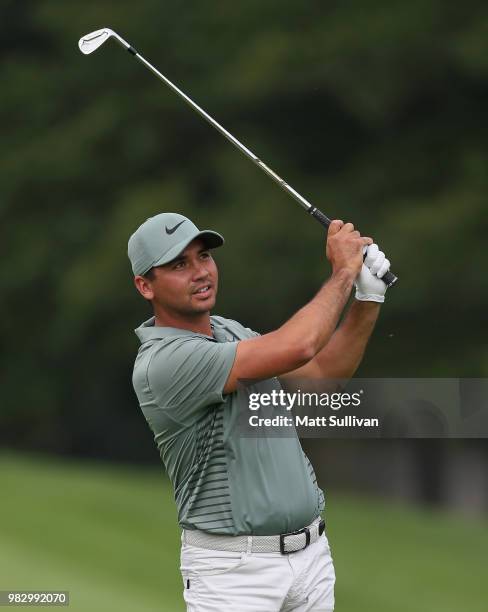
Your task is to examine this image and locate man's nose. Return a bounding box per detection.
[192,261,209,279]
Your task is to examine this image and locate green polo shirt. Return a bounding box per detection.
[132,315,325,535]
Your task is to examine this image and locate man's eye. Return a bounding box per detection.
[201,252,211,260]
[174,262,185,270]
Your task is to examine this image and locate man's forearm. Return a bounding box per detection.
[278,269,356,360]
[312,299,381,379]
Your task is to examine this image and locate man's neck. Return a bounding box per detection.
[154,310,213,336]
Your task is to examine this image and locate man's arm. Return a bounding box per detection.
[282,244,390,379]
[281,300,380,380]
[281,244,391,380]
[223,220,372,393]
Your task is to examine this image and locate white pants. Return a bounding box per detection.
[180,532,335,611]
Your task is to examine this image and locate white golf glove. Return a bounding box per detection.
[355,244,391,303]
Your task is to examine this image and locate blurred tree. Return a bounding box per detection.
[0,0,487,459]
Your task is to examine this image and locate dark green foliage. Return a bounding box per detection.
[1,1,487,455]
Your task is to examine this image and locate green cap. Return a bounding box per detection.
[128,213,224,276]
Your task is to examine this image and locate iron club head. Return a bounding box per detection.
[78,28,115,54]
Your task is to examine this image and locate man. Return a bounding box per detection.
[128,212,390,611]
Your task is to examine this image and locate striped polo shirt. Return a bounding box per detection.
[132,315,324,536]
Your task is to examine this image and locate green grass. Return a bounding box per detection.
[0,452,486,611]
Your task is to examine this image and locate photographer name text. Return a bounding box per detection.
[248,414,379,428]
[247,389,379,429]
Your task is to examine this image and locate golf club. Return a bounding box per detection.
[79,28,398,287]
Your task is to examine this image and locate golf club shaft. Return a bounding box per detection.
[117,36,397,287]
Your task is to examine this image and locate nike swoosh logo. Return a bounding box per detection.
[165,220,186,235]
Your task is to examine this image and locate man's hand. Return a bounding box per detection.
[224,222,375,392]
[355,244,391,303]
[326,220,373,279]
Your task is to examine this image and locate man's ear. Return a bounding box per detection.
[134,275,154,301]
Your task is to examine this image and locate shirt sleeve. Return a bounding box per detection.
[246,327,261,338]
[146,336,238,424]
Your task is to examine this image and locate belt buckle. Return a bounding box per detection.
[279,526,311,555]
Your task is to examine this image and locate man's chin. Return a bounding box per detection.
[189,296,216,313]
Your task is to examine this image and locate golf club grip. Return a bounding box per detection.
[309,207,398,288]
[309,207,331,228]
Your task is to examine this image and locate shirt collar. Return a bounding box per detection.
[134,316,216,343]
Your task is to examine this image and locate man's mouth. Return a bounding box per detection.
[193,285,212,297]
